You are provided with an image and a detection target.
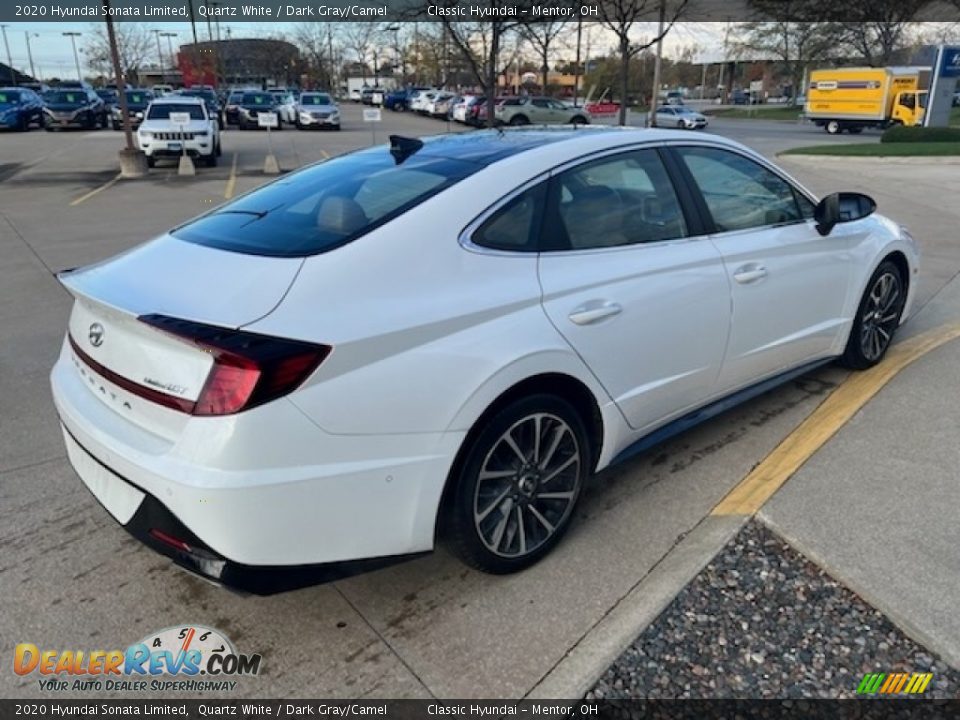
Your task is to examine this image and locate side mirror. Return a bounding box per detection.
[814,192,876,236]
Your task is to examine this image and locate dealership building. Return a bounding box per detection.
[176,38,300,88]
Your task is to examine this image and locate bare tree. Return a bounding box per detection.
[341,22,381,82]
[518,20,570,91]
[737,1,841,101]
[598,0,690,125]
[829,0,928,66]
[83,22,154,82]
[294,23,340,89]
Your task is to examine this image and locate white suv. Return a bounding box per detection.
[137,96,221,168]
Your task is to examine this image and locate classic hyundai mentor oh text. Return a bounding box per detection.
[51,128,919,593]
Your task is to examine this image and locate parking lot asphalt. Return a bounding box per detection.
[1,105,957,699]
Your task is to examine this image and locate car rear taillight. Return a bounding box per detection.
[139,314,331,416]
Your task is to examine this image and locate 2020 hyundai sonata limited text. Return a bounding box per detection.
[51,128,918,593]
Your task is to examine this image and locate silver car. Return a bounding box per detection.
[296,92,340,131]
[655,105,708,130]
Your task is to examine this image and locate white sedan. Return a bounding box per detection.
[51,128,918,593]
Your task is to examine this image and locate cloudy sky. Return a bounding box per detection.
[1,20,730,81]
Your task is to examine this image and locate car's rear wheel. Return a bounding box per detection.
[447,395,589,574]
[571,116,588,125]
[509,115,529,126]
[840,260,905,370]
[826,120,842,135]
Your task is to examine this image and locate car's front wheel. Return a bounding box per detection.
[840,260,906,370]
[447,395,589,574]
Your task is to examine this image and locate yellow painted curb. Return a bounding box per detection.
[712,323,960,516]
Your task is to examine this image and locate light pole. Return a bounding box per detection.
[161,32,177,79]
[385,25,403,81]
[25,32,38,80]
[153,29,165,82]
[1,25,14,85]
[63,32,83,82]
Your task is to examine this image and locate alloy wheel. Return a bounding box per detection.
[473,413,582,559]
[860,270,901,362]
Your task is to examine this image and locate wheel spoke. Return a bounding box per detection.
[490,498,514,550]
[476,487,512,523]
[528,505,555,533]
[539,426,565,471]
[536,490,576,501]
[503,431,528,464]
[516,506,527,555]
[542,455,577,485]
[532,414,542,465]
[478,469,517,482]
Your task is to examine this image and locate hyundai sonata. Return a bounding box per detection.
[51,128,918,593]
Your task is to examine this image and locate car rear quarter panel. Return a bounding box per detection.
[242,165,617,441]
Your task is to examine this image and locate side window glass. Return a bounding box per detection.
[545,149,688,250]
[472,183,546,252]
[677,147,803,232]
[531,99,550,108]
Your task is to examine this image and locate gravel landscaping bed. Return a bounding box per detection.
[589,520,959,699]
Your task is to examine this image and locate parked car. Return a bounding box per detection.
[178,87,224,127]
[426,92,456,118]
[42,87,107,130]
[151,84,174,97]
[451,95,478,123]
[236,92,282,130]
[411,90,437,114]
[270,90,298,124]
[296,92,340,130]
[495,96,590,126]
[360,86,377,105]
[51,127,918,593]
[349,86,365,103]
[0,87,45,131]
[384,88,410,111]
[136,95,221,168]
[223,90,246,125]
[654,105,708,129]
[95,88,119,114]
[110,89,153,130]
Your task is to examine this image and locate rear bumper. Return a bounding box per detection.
[50,339,462,584]
[61,425,425,594]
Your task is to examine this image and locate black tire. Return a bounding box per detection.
[840,260,906,370]
[333,124,341,131]
[215,139,222,157]
[146,156,156,168]
[677,120,686,129]
[509,115,529,126]
[826,120,842,135]
[571,116,588,125]
[446,394,590,574]
[17,114,27,132]
[205,151,218,168]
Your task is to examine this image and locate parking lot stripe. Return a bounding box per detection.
[224,152,238,199]
[69,174,121,207]
[711,322,960,516]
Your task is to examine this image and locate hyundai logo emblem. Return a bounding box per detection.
[88,323,105,348]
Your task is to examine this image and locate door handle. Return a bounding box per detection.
[733,265,768,284]
[568,301,622,325]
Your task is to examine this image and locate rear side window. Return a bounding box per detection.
[472,184,547,252]
[172,149,479,257]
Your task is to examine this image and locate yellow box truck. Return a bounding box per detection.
[805,67,929,134]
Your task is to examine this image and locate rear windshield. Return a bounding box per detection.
[172,148,479,257]
[147,103,205,119]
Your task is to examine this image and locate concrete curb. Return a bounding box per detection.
[526,515,747,700]
[757,511,960,670]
